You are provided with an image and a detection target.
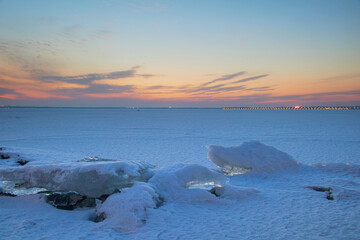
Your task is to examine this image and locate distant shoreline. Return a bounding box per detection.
[0,106,359,110]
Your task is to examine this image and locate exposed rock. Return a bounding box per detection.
[46,191,85,210]
[306,186,334,200]
[306,186,332,192]
[89,212,106,223]
[76,197,97,208]
[0,192,16,197]
[98,194,110,203]
[155,196,165,208]
[326,191,334,200]
[45,191,102,210]
[98,188,121,203]
[16,158,30,166]
[209,187,221,197]
[1,154,10,159]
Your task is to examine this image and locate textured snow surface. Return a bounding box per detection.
[313,162,360,177]
[208,141,299,174]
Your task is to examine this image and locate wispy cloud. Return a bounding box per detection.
[202,71,246,86]
[189,85,246,95]
[78,84,135,94]
[39,67,158,84]
[0,87,16,95]
[186,84,226,93]
[245,86,274,91]
[40,69,136,83]
[320,74,360,82]
[233,90,360,104]
[145,85,170,90]
[232,74,268,84]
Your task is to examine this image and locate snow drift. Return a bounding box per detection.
[0,161,154,197]
[207,141,298,174]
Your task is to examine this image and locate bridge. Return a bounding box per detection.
[222,106,360,110]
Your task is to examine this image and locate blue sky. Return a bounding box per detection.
[0,0,359,107]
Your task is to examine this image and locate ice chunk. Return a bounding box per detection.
[0,161,154,198]
[149,164,228,202]
[95,182,159,232]
[207,141,298,174]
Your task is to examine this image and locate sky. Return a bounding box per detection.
[0,0,359,107]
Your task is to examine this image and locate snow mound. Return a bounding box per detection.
[313,163,360,177]
[207,141,298,174]
[149,164,228,202]
[96,182,159,232]
[0,161,154,197]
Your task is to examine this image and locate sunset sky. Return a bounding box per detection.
[0,0,359,107]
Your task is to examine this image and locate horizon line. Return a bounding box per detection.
[1,105,360,109]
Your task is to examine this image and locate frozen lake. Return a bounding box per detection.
[1,108,359,239]
[1,108,359,166]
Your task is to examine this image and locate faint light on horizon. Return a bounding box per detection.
[294,105,300,109]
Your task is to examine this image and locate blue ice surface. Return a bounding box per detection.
[0,107,359,167]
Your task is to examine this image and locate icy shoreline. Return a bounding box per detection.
[1,141,360,238]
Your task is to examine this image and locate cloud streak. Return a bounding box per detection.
[78,84,135,94]
[0,87,16,95]
[320,74,360,82]
[202,71,246,86]
[40,69,137,83]
[232,74,269,84]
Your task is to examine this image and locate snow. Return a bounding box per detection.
[0,161,153,197]
[208,141,299,174]
[313,162,360,177]
[149,164,228,202]
[96,182,159,232]
[0,108,360,239]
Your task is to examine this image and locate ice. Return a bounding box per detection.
[0,109,360,239]
[0,161,154,197]
[207,141,299,174]
[149,164,228,202]
[95,182,159,232]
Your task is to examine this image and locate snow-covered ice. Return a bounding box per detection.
[0,108,359,239]
[0,161,153,197]
[149,164,228,202]
[207,141,299,174]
